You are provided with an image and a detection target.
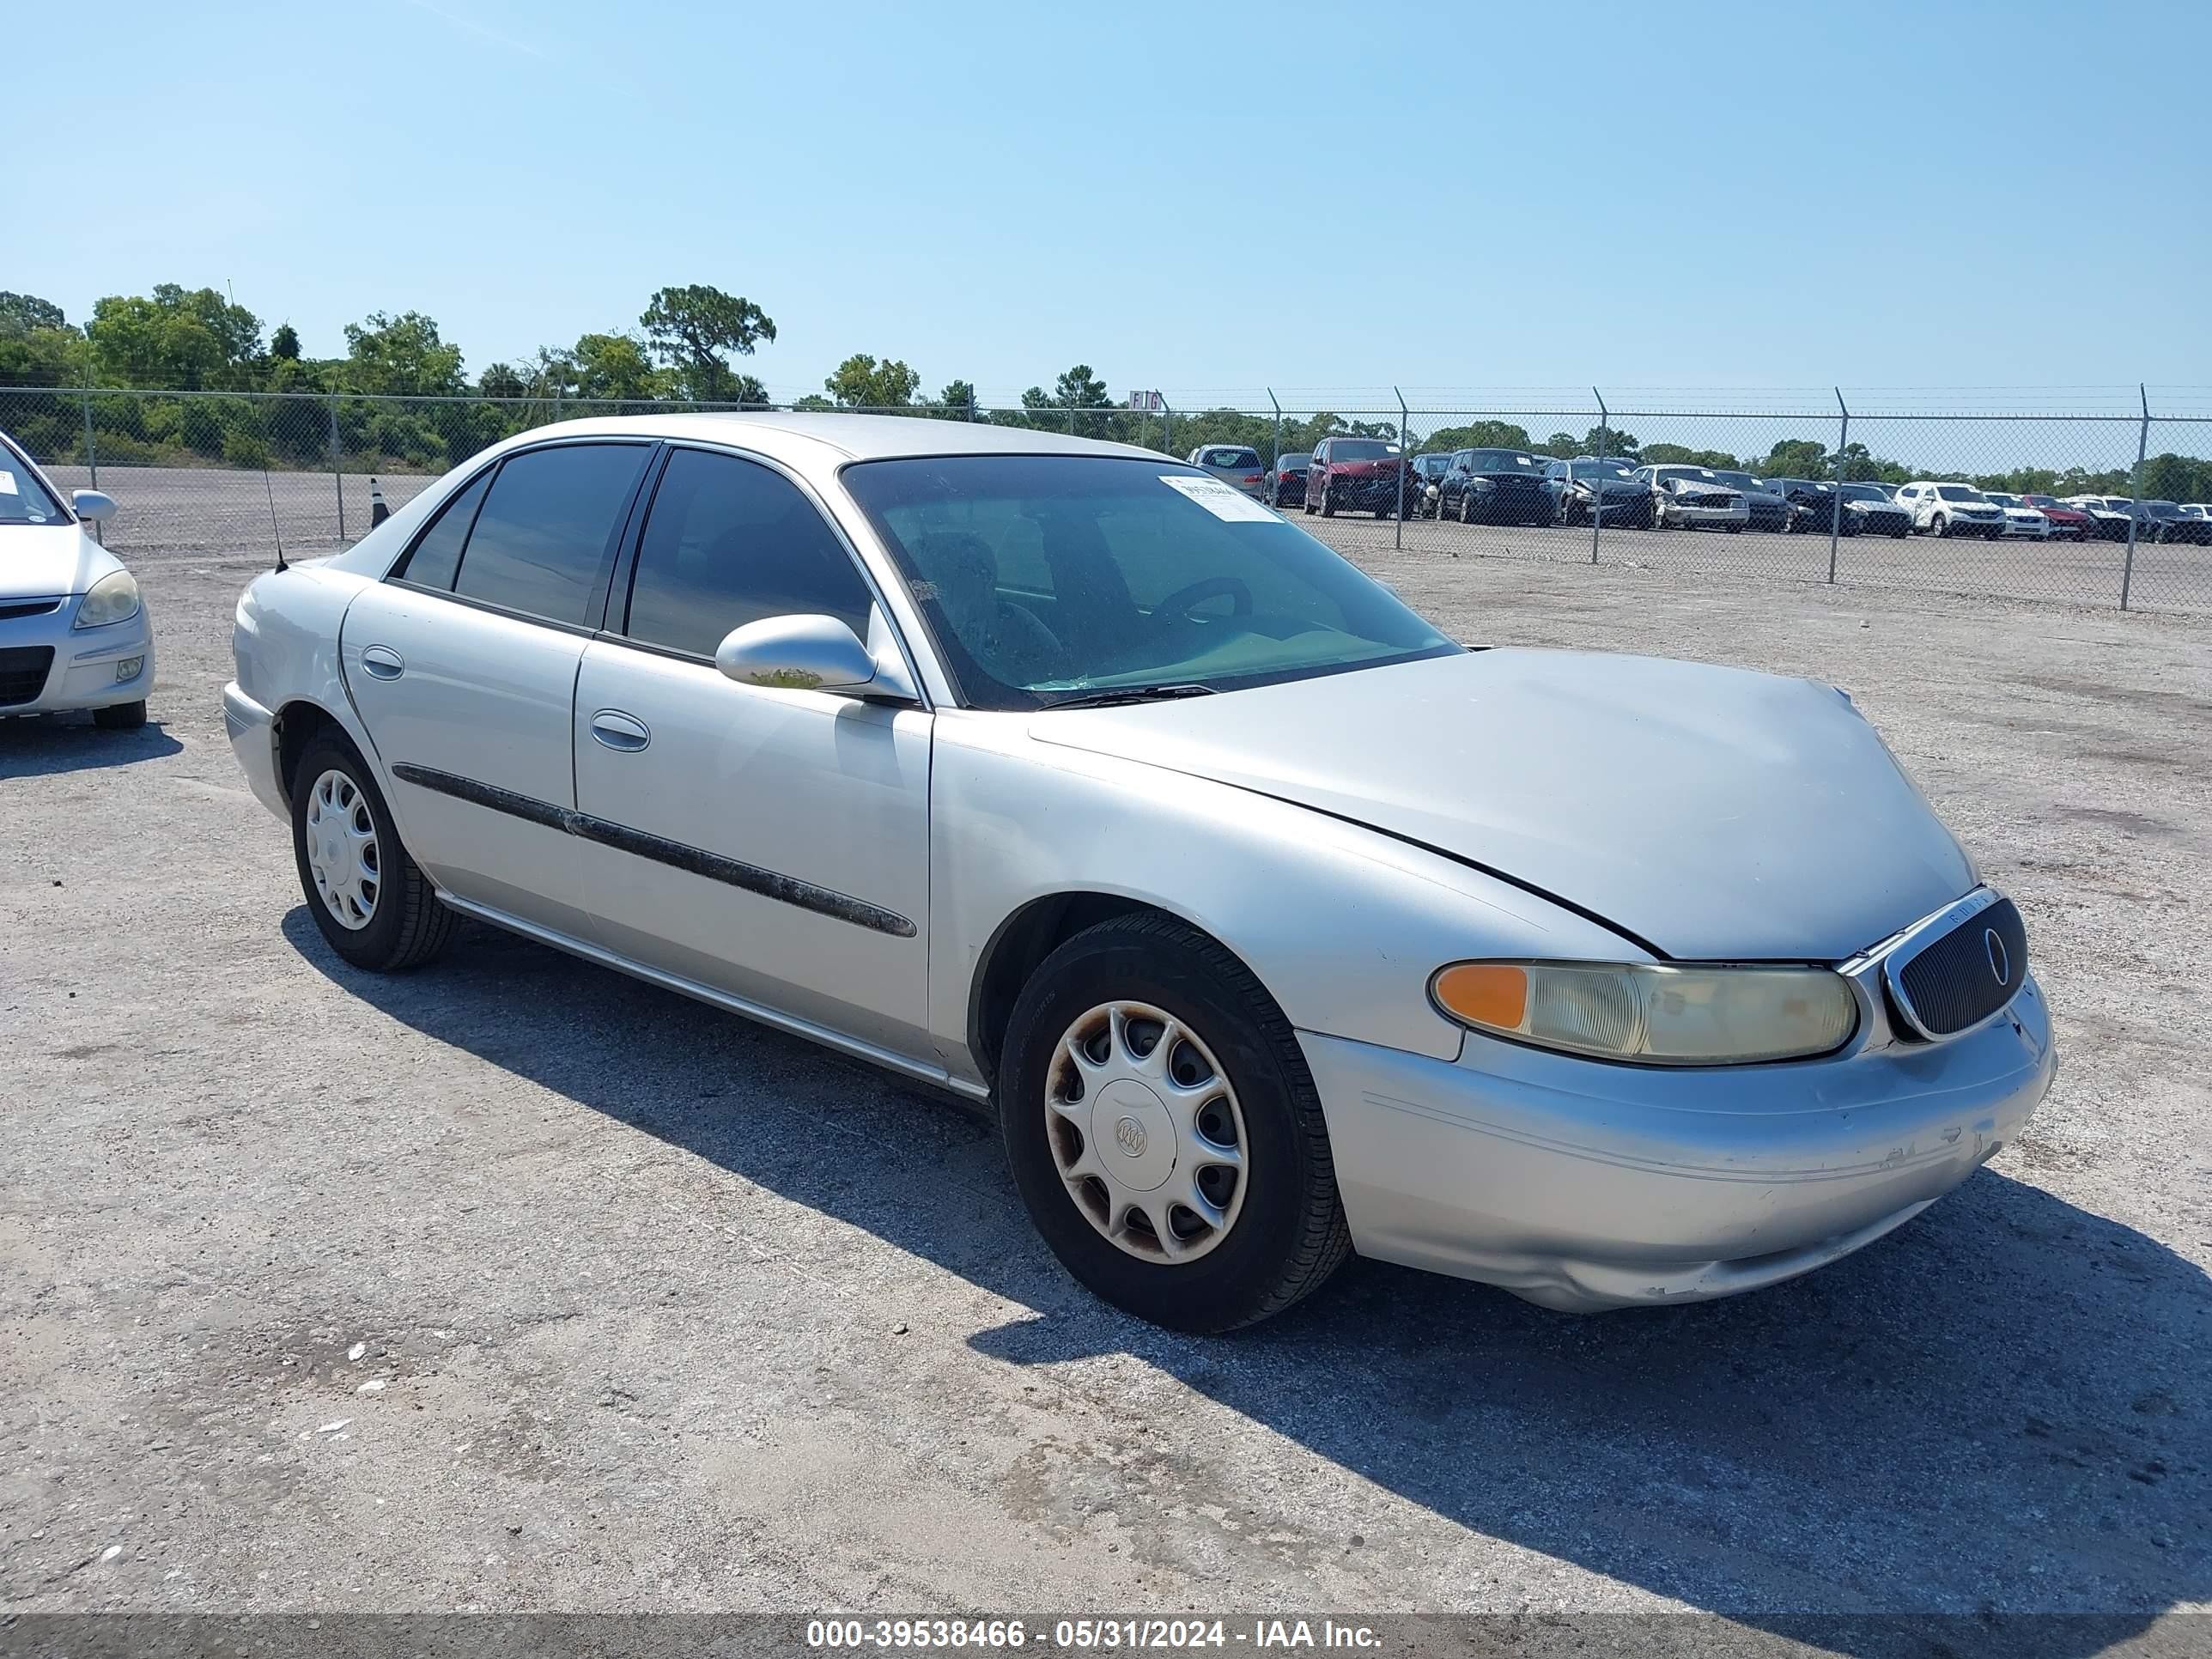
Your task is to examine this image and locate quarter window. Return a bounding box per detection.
[452,444,649,626]
[623,448,873,658]
[392,469,491,590]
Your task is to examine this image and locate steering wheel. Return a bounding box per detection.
[1153,576,1253,623]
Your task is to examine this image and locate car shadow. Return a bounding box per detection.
[284,909,2207,1655]
[0,713,183,779]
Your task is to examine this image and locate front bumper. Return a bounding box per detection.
[1663,502,1750,529]
[222,680,290,820]
[1298,971,2054,1311]
[2000,516,2051,538]
[0,598,155,716]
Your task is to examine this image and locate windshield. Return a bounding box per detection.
[1711,471,1765,493]
[1462,449,1540,472]
[1568,459,1638,481]
[1327,441,1396,463]
[1277,453,1310,470]
[2142,501,2182,517]
[2023,495,2063,507]
[1839,483,1894,502]
[841,456,1460,710]
[0,442,68,525]
[1983,492,2021,507]
[1933,485,1982,502]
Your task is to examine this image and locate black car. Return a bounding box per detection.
[1544,457,1655,527]
[1766,477,1850,535]
[1263,451,1310,508]
[1409,453,1455,517]
[1437,447,1555,526]
[2142,501,2212,545]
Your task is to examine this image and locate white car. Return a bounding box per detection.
[0,432,152,729]
[1635,465,1750,531]
[1979,491,2055,539]
[1895,482,2006,540]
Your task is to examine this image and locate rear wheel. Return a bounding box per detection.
[291,735,456,972]
[93,700,148,731]
[999,914,1352,1333]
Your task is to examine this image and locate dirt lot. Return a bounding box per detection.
[3,495,2209,1646]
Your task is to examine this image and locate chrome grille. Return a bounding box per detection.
[1885,892,2029,1039]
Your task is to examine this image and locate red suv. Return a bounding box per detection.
[1302,437,1412,520]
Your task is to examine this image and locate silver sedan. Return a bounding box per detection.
[223,414,2053,1331]
[0,432,151,727]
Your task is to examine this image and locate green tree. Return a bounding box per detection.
[1763,438,1832,479]
[825,353,921,409]
[0,291,65,336]
[0,322,87,387]
[270,323,301,361]
[1419,420,1535,453]
[640,284,775,402]
[87,284,264,390]
[568,332,664,401]
[477,362,528,399]
[340,310,465,397]
[924,378,979,420]
[791,393,836,411]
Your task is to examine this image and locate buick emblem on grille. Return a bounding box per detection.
[1984,927,2010,987]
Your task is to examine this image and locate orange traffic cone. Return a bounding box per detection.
[368,477,390,528]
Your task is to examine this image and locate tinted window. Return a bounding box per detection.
[0,441,64,524]
[623,448,873,657]
[453,444,648,624]
[1327,440,1394,462]
[394,469,492,589]
[1202,447,1260,468]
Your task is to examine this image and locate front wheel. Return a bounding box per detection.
[291,735,456,972]
[1319,482,1335,517]
[999,913,1352,1333]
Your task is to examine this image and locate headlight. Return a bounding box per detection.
[74,569,143,629]
[1430,960,1858,1066]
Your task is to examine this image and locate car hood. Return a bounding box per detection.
[0,522,117,600]
[1029,649,1973,960]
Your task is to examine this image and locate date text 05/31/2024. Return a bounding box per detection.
[805,1619,1382,1650]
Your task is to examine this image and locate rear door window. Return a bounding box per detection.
[452,443,651,626]
[392,470,492,590]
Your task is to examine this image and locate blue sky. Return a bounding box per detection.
[15,0,2209,408]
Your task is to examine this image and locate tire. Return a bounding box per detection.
[1319,481,1335,518]
[93,699,148,730]
[1932,514,1948,538]
[1458,489,1474,525]
[998,912,1352,1333]
[290,734,456,973]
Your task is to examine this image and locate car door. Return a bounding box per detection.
[341,439,654,939]
[569,444,934,1060]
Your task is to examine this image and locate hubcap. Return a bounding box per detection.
[1044,1001,1249,1264]
[305,768,380,931]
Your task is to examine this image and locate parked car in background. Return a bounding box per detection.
[1978,491,2056,540]
[1765,477,1846,534]
[1304,437,1412,519]
[0,429,151,729]
[2141,500,2212,544]
[2182,504,2212,523]
[1438,448,1554,526]
[1897,482,2006,539]
[1638,466,1750,532]
[2061,495,2137,541]
[1185,445,1268,500]
[2018,495,2094,541]
[1702,469,1790,532]
[223,411,2052,1330]
[1544,458,1655,527]
[1835,482,1912,538]
[1262,452,1310,509]
[1410,452,1455,517]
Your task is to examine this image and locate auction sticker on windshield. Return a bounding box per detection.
[1159,473,1277,522]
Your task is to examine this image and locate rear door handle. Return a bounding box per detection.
[589,709,651,752]
[360,645,404,680]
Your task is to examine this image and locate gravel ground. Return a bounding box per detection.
[2,502,2209,1648]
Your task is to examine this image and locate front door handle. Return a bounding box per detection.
[360,645,404,680]
[590,709,651,752]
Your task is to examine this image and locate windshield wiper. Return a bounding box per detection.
[1041,683,1219,711]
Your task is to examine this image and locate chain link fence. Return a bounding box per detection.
[5,385,2209,612]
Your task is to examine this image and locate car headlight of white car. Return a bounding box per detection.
[1431,960,1858,1066]
[74,570,143,629]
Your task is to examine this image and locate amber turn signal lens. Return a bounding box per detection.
[1431,963,1528,1030]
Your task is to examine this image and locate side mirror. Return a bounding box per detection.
[714,614,878,694]
[72,489,118,524]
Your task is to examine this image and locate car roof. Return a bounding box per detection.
[492,411,1164,473]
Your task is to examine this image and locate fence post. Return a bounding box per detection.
[1267,387,1281,474]
[1162,399,1172,454]
[80,386,98,489]
[1591,388,1607,563]
[1394,388,1408,549]
[327,393,346,543]
[1067,402,1076,436]
[967,389,977,423]
[1827,387,1849,585]
[2122,383,2148,611]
